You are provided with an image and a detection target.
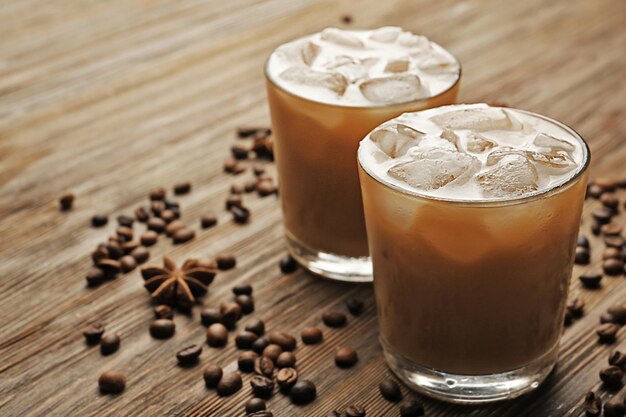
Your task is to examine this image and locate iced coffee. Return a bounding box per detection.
[265,27,461,281]
[358,104,589,402]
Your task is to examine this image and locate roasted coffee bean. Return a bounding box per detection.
[575,247,590,265]
[105,242,123,259]
[399,398,425,416]
[608,305,626,324]
[584,391,601,417]
[159,209,177,223]
[621,248,626,263]
[276,352,296,369]
[233,283,253,296]
[220,302,242,328]
[243,179,258,193]
[201,214,218,229]
[578,234,590,248]
[216,253,237,270]
[276,367,298,393]
[226,195,243,210]
[154,305,173,319]
[91,214,108,227]
[379,378,402,402]
[120,240,140,254]
[247,410,273,417]
[257,181,276,197]
[237,127,271,138]
[596,178,618,192]
[235,295,255,314]
[602,312,618,324]
[200,307,221,326]
[252,337,270,354]
[579,273,603,288]
[255,356,275,377]
[147,217,166,233]
[301,327,323,345]
[597,323,620,343]
[600,365,624,388]
[91,247,109,264]
[566,297,585,318]
[245,318,265,336]
[604,247,622,260]
[252,165,266,176]
[592,221,602,236]
[345,405,366,417]
[231,144,250,160]
[116,226,133,241]
[173,227,195,244]
[236,331,259,350]
[173,181,191,195]
[83,323,105,345]
[165,220,186,236]
[224,158,241,174]
[279,255,298,274]
[149,187,166,201]
[588,183,605,199]
[135,206,150,222]
[117,215,134,228]
[323,311,348,328]
[335,347,358,368]
[98,370,126,394]
[593,207,614,224]
[263,344,283,362]
[86,268,105,286]
[602,223,624,236]
[150,319,175,339]
[59,193,75,211]
[231,205,251,224]
[217,371,242,396]
[604,259,625,276]
[119,255,137,273]
[238,351,258,373]
[203,364,223,388]
[206,323,228,347]
[604,398,626,417]
[230,183,244,194]
[130,246,150,264]
[100,333,121,355]
[245,397,267,413]
[601,193,620,209]
[346,297,364,316]
[176,344,202,366]
[97,259,122,278]
[140,231,158,246]
[563,309,573,326]
[610,351,626,370]
[164,199,180,211]
[250,375,275,398]
[268,331,297,351]
[289,380,316,405]
[605,236,626,249]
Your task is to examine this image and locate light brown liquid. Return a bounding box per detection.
[358,166,587,374]
[265,81,460,258]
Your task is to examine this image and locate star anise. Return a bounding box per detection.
[140,256,217,309]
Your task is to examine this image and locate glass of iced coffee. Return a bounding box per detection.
[358,104,590,402]
[265,27,461,282]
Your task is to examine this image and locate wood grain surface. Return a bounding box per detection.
[1,0,625,416]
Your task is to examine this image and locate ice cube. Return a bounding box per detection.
[369,26,402,43]
[397,33,430,49]
[388,148,480,191]
[322,55,367,83]
[533,133,576,155]
[301,42,321,66]
[466,132,496,153]
[280,66,348,95]
[477,155,538,198]
[440,128,459,150]
[370,123,424,157]
[361,57,380,68]
[417,52,457,72]
[384,57,410,73]
[430,107,517,131]
[486,147,576,171]
[320,28,364,48]
[359,74,424,103]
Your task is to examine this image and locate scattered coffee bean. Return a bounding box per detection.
[100,333,121,355]
[59,193,75,211]
[86,268,105,286]
[117,215,134,228]
[605,398,626,417]
[231,205,251,224]
[91,247,109,264]
[604,247,622,260]
[149,187,166,201]
[98,370,126,394]
[154,305,173,319]
[147,217,166,233]
[335,347,358,368]
[252,165,266,176]
[301,327,323,345]
[203,364,223,388]
[323,311,348,328]
[173,227,195,244]
[276,367,298,393]
[593,207,614,224]
[566,297,585,318]
[217,371,242,396]
[83,323,105,345]
[597,323,620,343]
[233,284,253,296]
[345,405,366,417]
[255,356,275,377]
[116,226,133,242]
[399,398,425,416]
[578,234,590,248]
[596,178,618,192]
[236,331,259,350]
[605,236,625,249]
[160,209,177,223]
[276,351,296,369]
[252,337,270,354]
[216,253,237,270]
[607,305,626,324]
[237,127,271,138]
[584,391,601,417]
[120,255,137,272]
[341,14,353,23]
[135,206,150,222]
[588,183,605,199]
[220,301,243,328]
[250,375,275,398]
[239,351,259,373]
[592,221,602,236]
[207,323,229,347]
[140,231,158,246]
[226,194,243,210]
[150,319,175,339]
[601,193,620,209]
[602,312,619,324]
[176,344,202,366]
[235,295,255,314]
[245,318,265,336]
[91,214,108,227]
[289,380,316,405]
[603,223,624,236]
[346,297,364,316]
[245,398,267,414]
[164,220,185,236]
[575,247,591,265]
[379,378,402,402]
[130,246,150,264]
[224,158,244,174]
[563,309,573,326]
[232,144,250,160]
[201,307,221,326]
[263,344,283,362]
[97,259,122,277]
[257,181,276,197]
[610,351,626,370]
[120,240,139,254]
[604,259,624,276]
[173,182,191,195]
[600,365,624,388]
[279,255,298,274]
[579,273,603,289]
[201,214,218,229]
[268,331,297,351]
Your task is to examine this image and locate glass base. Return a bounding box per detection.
[286,234,372,282]
[382,337,557,404]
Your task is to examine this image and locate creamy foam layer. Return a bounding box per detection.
[266,27,460,106]
[358,104,587,201]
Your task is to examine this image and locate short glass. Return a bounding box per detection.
[357,111,590,403]
[265,44,461,282]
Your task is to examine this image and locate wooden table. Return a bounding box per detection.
[1,0,625,415]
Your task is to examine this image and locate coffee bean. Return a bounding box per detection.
[83,323,105,345]
[563,309,573,326]
[250,375,275,398]
[268,331,297,351]
[346,298,364,316]
[578,234,590,248]
[154,305,173,319]
[97,259,122,278]
[579,273,603,288]
[236,331,259,350]
[300,326,323,345]
[147,217,166,233]
[610,351,626,370]
[608,305,626,324]
[173,182,191,195]
[91,214,108,227]
[86,268,105,287]
[263,344,283,362]
[149,187,166,201]
[224,158,241,174]
[173,227,195,244]
[605,398,626,417]
[216,253,237,270]
[597,178,618,192]
[140,231,158,246]
[98,370,126,394]
[345,405,366,417]
[255,355,275,377]
[566,297,585,318]
[252,337,270,354]
[104,242,123,260]
[203,364,223,388]
[220,301,242,328]
[231,205,251,224]
[399,398,425,416]
[602,312,618,324]
[575,247,590,265]
[120,240,139,254]
[130,246,150,264]
[238,351,258,373]
[233,284,253,296]
[116,226,134,242]
[276,367,298,393]
[244,318,265,336]
[279,255,298,274]
[115,215,133,228]
[603,223,624,236]
[601,193,620,209]
[91,247,109,264]
[584,391,601,417]
[201,214,218,229]
[257,181,277,197]
[593,207,614,224]
[621,248,626,263]
[335,347,358,368]
[201,307,221,326]
[588,183,605,199]
[600,365,624,388]
[592,221,602,236]
[323,311,347,328]
[206,323,228,347]
[150,319,175,339]
[276,352,296,369]
[604,259,624,276]
[176,344,202,366]
[289,380,316,405]
[100,333,121,355]
[59,193,75,211]
[235,295,255,314]
[217,371,242,396]
[237,127,271,138]
[120,255,137,272]
[164,220,185,236]
[597,323,620,343]
[604,247,622,260]
[379,378,402,402]
[605,236,625,249]
[247,411,273,417]
[245,397,267,413]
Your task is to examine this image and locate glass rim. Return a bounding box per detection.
[263,35,462,110]
[357,108,591,207]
